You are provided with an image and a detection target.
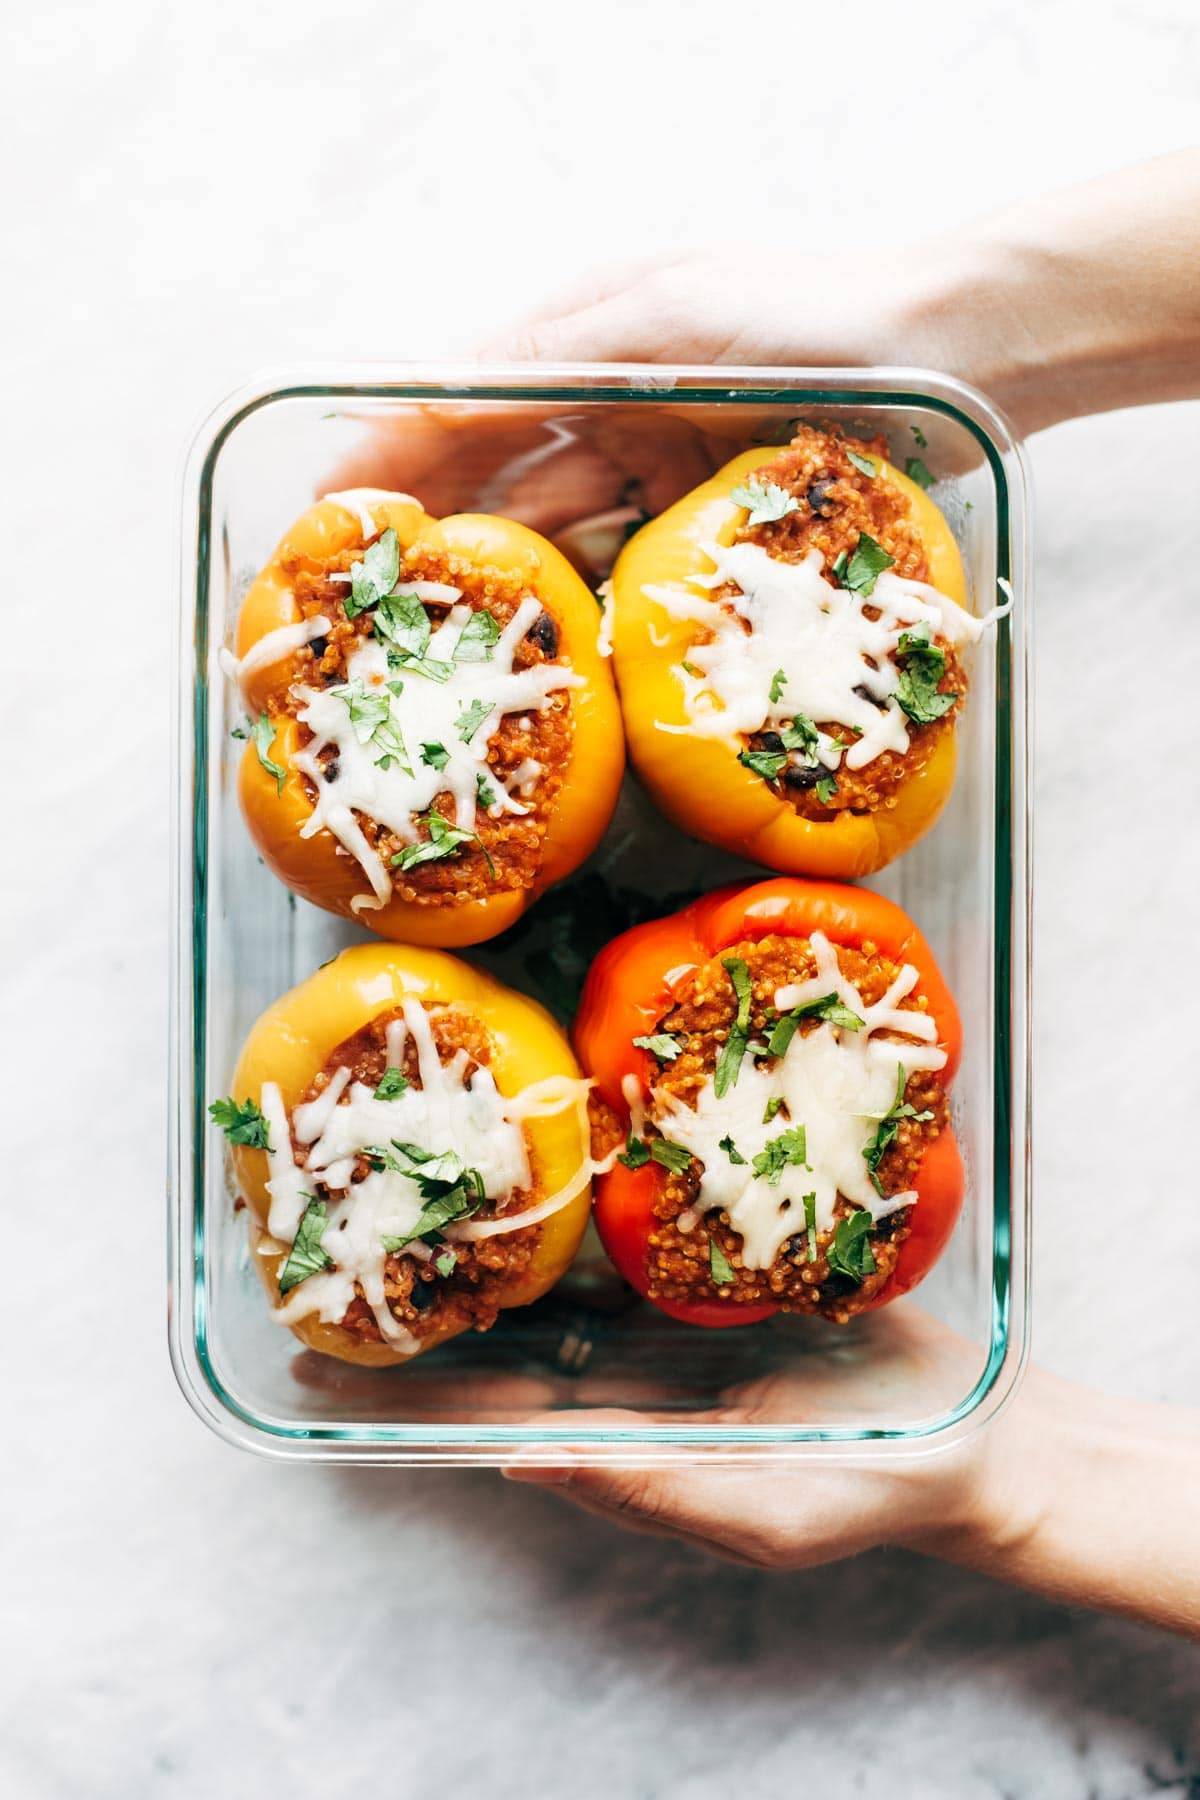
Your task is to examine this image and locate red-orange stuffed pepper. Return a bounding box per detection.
[610,424,1004,878]
[575,879,963,1327]
[226,488,623,948]
[210,945,593,1366]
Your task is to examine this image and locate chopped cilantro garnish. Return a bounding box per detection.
[911,424,928,450]
[769,668,787,704]
[453,610,501,662]
[739,746,788,782]
[895,628,957,725]
[905,456,934,490]
[420,741,449,771]
[618,1135,692,1174]
[435,1249,457,1278]
[391,812,495,878]
[842,533,895,597]
[209,1096,271,1149]
[862,1065,935,1194]
[714,957,753,1098]
[681,660,702,678]
[456,699,494,742]
[846,449,878,478]
[803,1192,819,1263]
[379,1144,485,1247]
[827,1209,876,1284]
[618,1135,650,1170]
[767,993,865,1058]
[345,529,400,619]
[814,774,838,804]
[230,725,247,740]
[476,772,499,808]
[632,1033,682,1062]
[278,1198,332,1293]
[763,1095,783,1124]
[830,549,848,583]
[374,1067,408,1101]
[751,1126,809,1186]
[709,1238,736,1286]
[719,1134,746,1165]
[730,475,800,527]
[251,712,286,795]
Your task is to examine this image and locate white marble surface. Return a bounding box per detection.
[4,2,1200,1794]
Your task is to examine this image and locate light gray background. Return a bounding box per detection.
[3,2,1199,1796]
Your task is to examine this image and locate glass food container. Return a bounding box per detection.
[169,365,1032,1465]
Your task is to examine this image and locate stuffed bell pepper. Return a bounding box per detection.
[609,424,1008,877]
[210,946,593,1365]
[576,879,963,1327]
[224,488,623,947]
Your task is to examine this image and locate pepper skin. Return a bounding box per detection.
[609,448,969,878]
[227,944,592,1365]
[235,494,624,947]
[574,878,964,1328]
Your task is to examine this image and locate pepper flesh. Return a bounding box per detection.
[228,944,592,1365]
[574,878,964,1327]
[235,495,624,947]
[609,448,969,878]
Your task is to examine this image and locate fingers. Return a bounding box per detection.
[480,254,703,365]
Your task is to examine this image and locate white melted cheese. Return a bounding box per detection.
[257,996,590,1350]
[322,488,421,540]
[645,541,1009,772]
[291,599,581,911]
[651,932,948,1272]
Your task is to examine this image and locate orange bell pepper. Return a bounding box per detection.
[609,446,969,878]
[575,878,964,1327]
[233,493,623,947]
[222,944,592,1366]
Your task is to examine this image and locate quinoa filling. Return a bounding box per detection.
[610,932,949,1325]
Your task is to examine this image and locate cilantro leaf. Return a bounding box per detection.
[345,528,400,619]
[454,610,501,662]
[842,533,895,597]
[209,1096,271,1150]
[905,456,934,490]
[456,699,494,742]
[895,632,957,725]
[618,1134,650,1170]
[391,811,495,878]
[769,668,787,704]
[714,957,753,1098]
[751,1126,809,1186]
[768,992,865,1057]
[650,1138,692,1174]
[420,741,449,771]
[375,589,430,655]
[251,712,286,796]
[435,1249,457,1278]
[719,1134,746,1165]
[827,1210,877,1284]
[374,1067,408,1101]
[739,747,787,782]
[911,424,928,449]
[230,725,247,740]
[709,1238,736,1285]
[862,1065,935,1191]
[379,1144,486,1248]
[830,549,848,583]
[476,772,499,808]
[632,1033,682,1062]
[278,1199,332,1294]
[803,1192,819,1263]
[763,1096,783,1124]
[814,774,838,804]
[846,449,878,478]
[730,475,800,528]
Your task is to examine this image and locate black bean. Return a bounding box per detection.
[757,730,785,753]
[783,762,820,791]
[852,684,885,709]
[309,635,328,658]
[526,610,559,656]
[408,1278,437,1312]
[323,760,340,784]
[806,478,837,513]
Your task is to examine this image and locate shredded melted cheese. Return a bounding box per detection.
[645,541,1009,770]
[651,933,947,1272]
[257,997,590,1351]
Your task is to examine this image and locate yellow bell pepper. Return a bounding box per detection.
[235,494,623,947]
[609,446,969,879]
[227,944,592,1366]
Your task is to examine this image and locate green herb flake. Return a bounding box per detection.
[454,609,501,663]
[209,1096,271,1150]
[911,424,928,450]
[803,1192,819,1263]
[278,1198,332,1294]
[380,1144,486,1247]
[739,747,788,782]
[719,1134,746,1165]
[814,774,838,805]
[435,1250,457,1278]
[751,1125,809,1187]
[846,449,878,478]
[345,528,401,619]
[830,549,848,583]
[861,1065,935,1188]
[842,533,895,598]
[632,1033,682,1062]
[709,1238,736,1286]
[420,741,449,771]
[905,456,934,491]
[827,1209,877,1285]
[681,660,702,678]
[769,668,788,704]
[391,811,495,878]
[714,957,754,1098]
[649,1137,692,1174]
[251,712,287,795]
[762,1095,784,1124]
[729,475,801,528]
[618,1134,650,1170]
[894,629,957,725]
[374,1067,409,1101]
[230,725,247,740]
[476,772,499,808]
[768,991,865,1057]
[456,699,494,742]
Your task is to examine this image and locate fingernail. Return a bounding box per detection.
[501,1461,572,1485]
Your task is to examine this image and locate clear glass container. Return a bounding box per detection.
[169,365,1032,1464]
